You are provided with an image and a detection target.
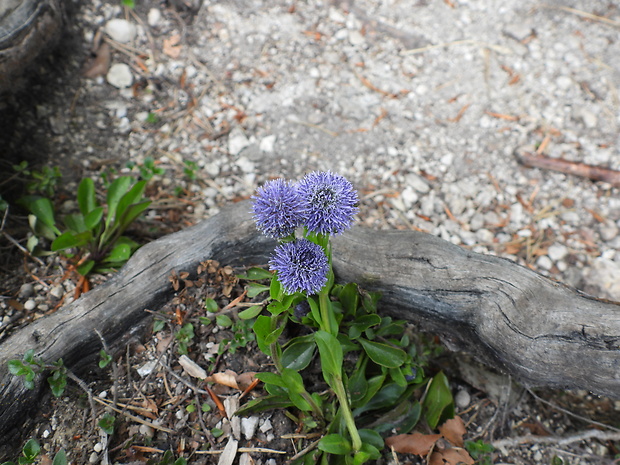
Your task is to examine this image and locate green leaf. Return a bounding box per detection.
[238,305,263,320]
[77,178,97,215]
[22,196,59,234]
[205,298,218,313]
[115,199,151,234]
[52,449,67,465]
[173,459,187,465]
[234,394,294,416]
[99,350,112,369]
[116,179,147,221]
[47,368,67,397]
[318,434,351,455]
[353,382,406,416]
[422,371,454,429]
[270,274,282,300]
[98,413,115,434]
[105,177,132,227]
[358,338,406,368]
[348,365,368,404]
[314,330,343,386]
[281,338,316,371]
[7,360,27,376]
[22,439,40,460]
[76,260,95,277]
[255,372,286,388]
[247,283,270,298]
[216,314,233,327]
[363,399,421,435]
[334,282,359,315]
[102,242,131,263]
[281,368,313,412]
[252,315,272,355]
[63,213,87,234]
[238,267,273,280]
[348,314,382,340]
[84,206,104,230]
[51,231,92,251]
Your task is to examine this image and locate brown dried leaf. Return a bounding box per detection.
[163,34,182,58]
[385,432,442,455]
[438,416,467,447]
[206,370,240,389]
[83,42,111,78]
[430,447,475,465]
[236,371,257,391]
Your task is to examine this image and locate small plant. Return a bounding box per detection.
[13,161,62,197]
[127,157,165,181]
[465,439,495,465]
[176,322,195,355]
[20,176,151,276]
[0,438,67,465]
[236,172,455,464]
[8,349,68,396]
[183,160,198,181]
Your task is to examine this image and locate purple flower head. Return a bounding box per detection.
[269,239,329,295]
[297,171,359,235]
[252,179,304,239]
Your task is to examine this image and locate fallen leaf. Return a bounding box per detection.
[430,447,475,465]
[385,432,442,455]
[163,34,182,58]
[83,42,111,78]
[179,354,207,379]
[206,370,240,389]
[236,371,257,391]
[438,416,467,447]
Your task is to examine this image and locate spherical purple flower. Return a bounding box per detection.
[297,171,359,235]
[269,239,329,295]
[252,179,304,239]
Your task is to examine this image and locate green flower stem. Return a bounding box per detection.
[331,373,362,453]
[319,289,333,335]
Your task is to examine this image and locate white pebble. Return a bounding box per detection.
[547,244,568,261]
[89,452,99,463]
[259,135,276,153]
[107,63,133,89]
[259,418,272,433]
[50,285,64,299]
[24,299,36,311]
[536,255,553,271]
[455,389,471,409]
[241,416,259,439]
[147,8,162,27]
[105,19,137,43]
[236,156,255,174]
[93,443,103,453]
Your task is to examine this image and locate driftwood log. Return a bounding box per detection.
[1,200,619,445]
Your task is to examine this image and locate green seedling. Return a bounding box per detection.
[20,176,150,276]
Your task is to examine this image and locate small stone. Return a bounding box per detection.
[536,255,553,270]
[93,443,103,453]
[348,30,365,46]
[228,128,250,156]
[556,76,572,90]
[401,186,419,208]
[24,299,36,311]
[455,389,471,409]
[600,224,618,242]
[139,424,154,437]
[147,8,162,27]
[241,416,259,439]
[575,108,597,129]
[406,173,430,193]
[50,285,64,299]
[137,360,157,377]
[19,283,34,298]
[178,355,207,379]
[106,63,133,88]
[105,19,137,44]
[259,418,272,433]
[547,244,568,261]
[259,135,276,153]
[236,156,255,174]
[89,452,99,464]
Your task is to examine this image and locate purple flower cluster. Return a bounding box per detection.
[269,239,329,295]
[252,178,304,240]
[252,171,358,238]
[253,171,358,295]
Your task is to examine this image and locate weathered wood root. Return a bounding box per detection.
[1,200,619,445]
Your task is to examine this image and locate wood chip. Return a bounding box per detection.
[217,438,238,465]
[178,355,207,379]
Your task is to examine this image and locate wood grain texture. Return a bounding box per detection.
[1,200,619,445]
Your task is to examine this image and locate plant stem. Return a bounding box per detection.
[331,373,362,452]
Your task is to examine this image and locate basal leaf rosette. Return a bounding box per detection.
[252,178,304,240]
[297,171,359,236]
[269,238,329,295]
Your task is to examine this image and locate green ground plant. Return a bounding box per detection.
[20,176,150,276]
[238,172,455,464]
[0,438,67,465]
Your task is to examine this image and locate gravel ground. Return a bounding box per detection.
[1,0,620,463]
